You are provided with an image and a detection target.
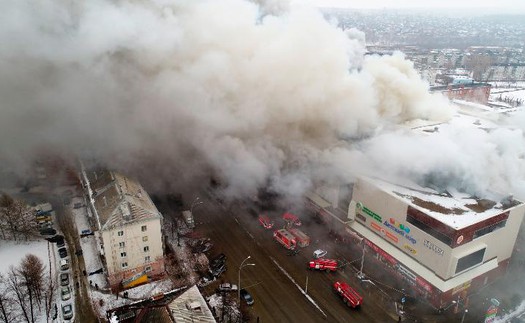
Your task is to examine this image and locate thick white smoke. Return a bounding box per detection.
[1,0,522,201]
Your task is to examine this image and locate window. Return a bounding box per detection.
[120,252,127,258]
[117,231,124,236]
[144,246,149,252]
[407,214,452,246]
[455,248,486,274]
[121,262,128,268]
[141,225,147,232]
[145,266,152,272]
[119,242,125,248]
[145,256,150,262]
[473,220,507,239]
[142,236,148,242]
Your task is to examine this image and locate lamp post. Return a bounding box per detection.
[238,256,256,304]
[460,309,468,323]
[357,242,366,279]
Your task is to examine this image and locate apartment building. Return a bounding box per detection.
[81,169,165,291]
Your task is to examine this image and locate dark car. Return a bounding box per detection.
[57,238,65,248]
[210,262,226,277]
[40,228,57,236]
[210,253,226,268]
[240,289,254,306]
[60,273,69,286]
[58,247,68,258]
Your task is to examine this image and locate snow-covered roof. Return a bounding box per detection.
[364,176,522,229]
[168,285,216,323]
[86,170,162,231]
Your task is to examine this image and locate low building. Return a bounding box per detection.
[430,82,491,105]
[81,169,165,291]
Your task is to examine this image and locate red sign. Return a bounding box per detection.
[416,276,433,293]
[364,239,397,265]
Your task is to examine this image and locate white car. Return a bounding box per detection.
[313,249,327,259]
[218,283,238,292]
[61,286,71,301]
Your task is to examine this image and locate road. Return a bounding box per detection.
[191,193,395,323]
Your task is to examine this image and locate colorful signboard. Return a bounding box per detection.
[356,202,382,222]
[403,244,417,255]
[371,222,399,243]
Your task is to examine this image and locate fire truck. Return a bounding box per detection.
[333,281,362,308]
[308,259,338,272]
[273,229,297,250]
[282,212,301,226]
[288,228,310,247]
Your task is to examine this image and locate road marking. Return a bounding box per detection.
[270,257,327,318]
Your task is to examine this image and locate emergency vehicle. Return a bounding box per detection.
[273,229,297,250]
[282,212,301,226]
[308,258,338,272]
[288,228,310,247]
[333,281,362,308]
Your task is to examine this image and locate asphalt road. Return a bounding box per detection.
[193,193,395,323]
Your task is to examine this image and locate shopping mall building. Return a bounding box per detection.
[306,176,524,309]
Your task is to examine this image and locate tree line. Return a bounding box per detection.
[0,194,38,241]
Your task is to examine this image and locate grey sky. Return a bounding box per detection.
[310,0,525,12]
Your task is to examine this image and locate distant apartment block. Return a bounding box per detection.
[430,82,491,105]
[81,169,165,291]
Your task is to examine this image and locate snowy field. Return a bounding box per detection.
[0,239,50,275]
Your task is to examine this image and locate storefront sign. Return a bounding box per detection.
[456,235,464,245]
[404,244,417,255]
[416,277,433,293]
[371,222,399,243]
[424,239,444,256]
[397,264,417,284]
[356,202,382,222]
[384,218,417,244]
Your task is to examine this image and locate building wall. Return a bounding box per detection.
[351,178,524,280]
[102,217,165,288]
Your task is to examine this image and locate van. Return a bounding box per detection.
[60,259,69,271]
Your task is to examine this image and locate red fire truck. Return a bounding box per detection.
[273,229,297,250]
[308,259,338,272]
[288,228,310,247]
[282,212,301,226]
[333,281,362,308]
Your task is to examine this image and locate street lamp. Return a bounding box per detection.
[357,242,366,279]
[238,256,256,304]
[460,309,468,323]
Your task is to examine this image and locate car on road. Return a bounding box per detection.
[258,215,274,229]
[313,249,327,259]
[60,273,69,286]
[80,229,94,237]
[58,247,68,258]
[217,283,238,292]
[57,237,65,248]
[62,303,73,320]
[240,289,254,306]
[61,286,71,301]
[60,259,70,271]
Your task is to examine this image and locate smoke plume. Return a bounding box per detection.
[0,0,523,200]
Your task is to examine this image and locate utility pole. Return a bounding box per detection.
[305,275,309,294]
[357,242,366,279]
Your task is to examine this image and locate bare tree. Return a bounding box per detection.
[0,274,15,323]
[19,254,45,309]
[7,266,31,323]
[0,195,38,241]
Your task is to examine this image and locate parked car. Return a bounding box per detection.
[57,238,65,248]
[61,286,71,301]
[62,303,73,320]
[80,229,94,237]
[60,273,69,286]
[210,253,226,268]
[60,259,69,271]
[217,283,238,292]
[39,228,57,237]
[313,249,327,259]
[210,262,226,277]
[58,247,68,258]
[240,289,254,306]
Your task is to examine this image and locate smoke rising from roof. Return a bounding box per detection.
[1,0,522,201]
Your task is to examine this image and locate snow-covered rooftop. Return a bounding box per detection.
[364,176,522,229]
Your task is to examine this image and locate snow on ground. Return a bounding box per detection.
[0,239,50,274]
